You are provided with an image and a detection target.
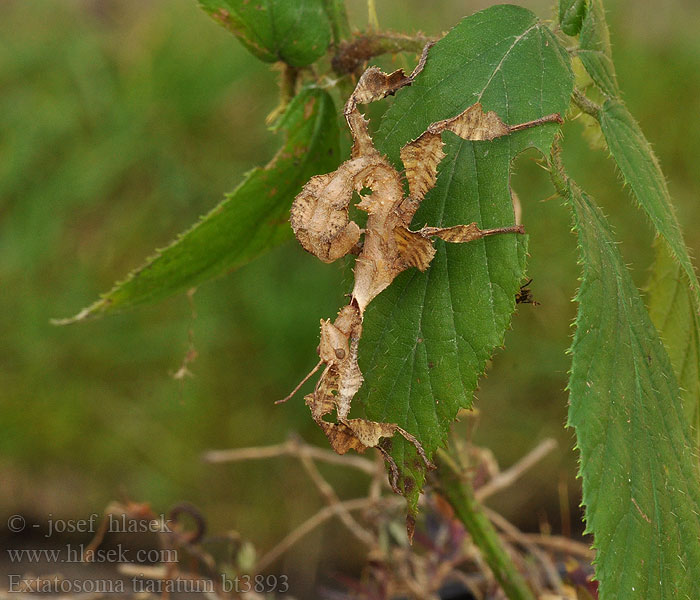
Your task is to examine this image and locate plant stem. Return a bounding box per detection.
[571,87,602,117]
[548,138,570,197]
[332,31,436,75]
[266,64,299,126]
[436,449,536,600]
[367,0,379,31]
[322,0,351,48]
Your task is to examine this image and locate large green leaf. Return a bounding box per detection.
[574,4,700,429]
[646,240,700,439]
[58,88,339,323]
[198,0,330,67]
[566,180,700,599]
[598,99,700,303]
[578,0,619,96]
[357,5,573,513]
[576,0,700,432]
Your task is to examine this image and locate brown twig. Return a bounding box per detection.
[475,438,558,502]
[206,435,581,595]
[395,550,439,600]
[253,497,401,573]
[298,452,377,548]
[116,565,232,600]
[515,533,595,561]
[202,437,376,475]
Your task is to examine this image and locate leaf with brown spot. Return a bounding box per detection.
[361,4,573,515]
[283,34,564,523]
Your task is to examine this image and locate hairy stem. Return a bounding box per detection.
[436,449,536,600]
[332,31,436,75]
[266,64,300,125]
[548,137,569,197]
[571,87,602,117]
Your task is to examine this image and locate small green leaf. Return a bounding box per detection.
[578,0,618,96]
[559,0,587,36]
[646,240,700,439]
[358,4,573,513]
[198,0,331,67]
[57,88,339,323]
[598,98,700,303]
[566,181,700,599]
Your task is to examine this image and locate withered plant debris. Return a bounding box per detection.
[281,44,562,491]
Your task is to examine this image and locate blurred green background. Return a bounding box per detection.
[2,0,699,592]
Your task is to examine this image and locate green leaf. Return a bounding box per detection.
[646,240,700,439]
[576,3,700,435]
[598,98,700,303]
[578,0,619,96]
[566,180,700,599]
[198,0,331,67]
[57,88,339,323]
[358,5,573,513]
[559,0,587,36]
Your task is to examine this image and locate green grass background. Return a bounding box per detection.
[1,0,699,591]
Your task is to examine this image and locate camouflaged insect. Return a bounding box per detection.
[281,44,562,492]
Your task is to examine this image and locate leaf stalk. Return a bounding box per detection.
[322,0,352,48]
[332,31,436,75]
[571,87,601,117]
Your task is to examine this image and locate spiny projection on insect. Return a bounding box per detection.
[279,43,562,493]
